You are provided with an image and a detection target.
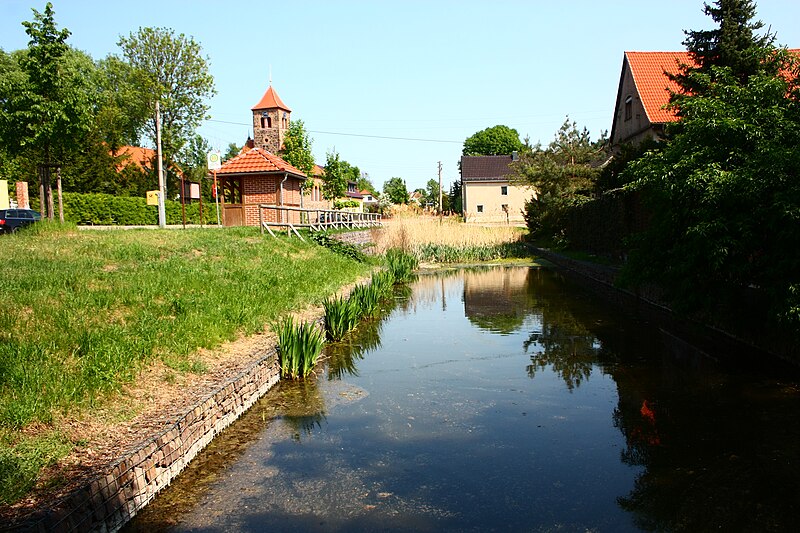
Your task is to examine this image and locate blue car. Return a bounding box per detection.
[0,208,42,234]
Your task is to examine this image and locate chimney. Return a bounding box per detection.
[245,137,255,149]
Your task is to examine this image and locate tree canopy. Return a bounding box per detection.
[279,119,314,178]
[512,118,607,236]
[462,125,524,156]
[322,150,347,200]
[383,177,408,205]
[117,27,215,163]
[622,2,800,328]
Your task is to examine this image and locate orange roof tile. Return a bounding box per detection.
[251,85,291,112]
[114,145,184,177]
[217,147,306,178]
[625,51,692,124]
[312,164,325,177]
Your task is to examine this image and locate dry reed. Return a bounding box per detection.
[372,217,525,254]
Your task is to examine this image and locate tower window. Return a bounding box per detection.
[477,205,484,213]
[501,186,508,195]
[625,95,632,121]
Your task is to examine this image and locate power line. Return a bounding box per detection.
[204,119,461,144]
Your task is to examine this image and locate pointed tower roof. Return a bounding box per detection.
[251,85,291,112]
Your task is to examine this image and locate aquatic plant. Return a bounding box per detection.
[276,317,325,380]
[350,283,382,318]
[386,248,419,283]
[323,295,360,341]
[370,270,396,298]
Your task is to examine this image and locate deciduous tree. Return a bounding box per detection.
[117,27,215,165]
[279,119,314,178]
[383,177,408,205]
[462,125,523,156]
[322,150,347,200]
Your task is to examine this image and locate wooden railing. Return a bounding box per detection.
[257,205,382,240]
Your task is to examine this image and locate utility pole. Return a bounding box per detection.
[155,100,166,228]
[438,160,443,224]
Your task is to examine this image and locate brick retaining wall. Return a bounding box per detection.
[8,350,281,532]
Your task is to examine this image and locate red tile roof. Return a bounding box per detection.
[217,147,306,178]
[624,49,800,124]
[312,164,325,177]
[251,85,291,112]
[625,51,692,124]
[114,145,184,177]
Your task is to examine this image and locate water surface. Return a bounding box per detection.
[126,266,800,532]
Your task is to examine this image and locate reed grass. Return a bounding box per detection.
[276,317,325,380]
[373,217,526,259]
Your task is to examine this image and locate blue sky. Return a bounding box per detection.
[3,1,800,192]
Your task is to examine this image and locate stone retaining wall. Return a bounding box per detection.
[332,229,376,254]
[10,350,281,532]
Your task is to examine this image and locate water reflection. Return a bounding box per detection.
[125,266,800,532]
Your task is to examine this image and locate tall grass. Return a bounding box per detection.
[372,217,528,263]
[276,317,325,380]
[0,225,371,504]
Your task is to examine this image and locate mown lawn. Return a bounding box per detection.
[0,223,372,504]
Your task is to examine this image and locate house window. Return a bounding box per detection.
[501,185,508,195]
[477,205,484,213]
[625,95,632,121]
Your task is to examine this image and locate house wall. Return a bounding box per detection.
[303,177,332,211]
[240,175,303,226]
[463,181,531,224]
[611,61,655,146]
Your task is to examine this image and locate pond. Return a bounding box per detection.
[125,265,800,532]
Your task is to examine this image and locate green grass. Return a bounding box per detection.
[0,225,371,504]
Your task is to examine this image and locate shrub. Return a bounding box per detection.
[310,231,367,263]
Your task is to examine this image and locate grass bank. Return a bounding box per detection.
[0,223,372,504]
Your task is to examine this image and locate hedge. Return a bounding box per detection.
[56,192,218,226]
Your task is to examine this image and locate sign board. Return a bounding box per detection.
[207,151,222,170]
[181,181,201,200]
[0,180,8,210]
[146,190,159,206]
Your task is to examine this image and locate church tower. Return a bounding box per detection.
[251,85,291,154]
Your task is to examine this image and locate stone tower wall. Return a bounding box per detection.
[252,108,290,154]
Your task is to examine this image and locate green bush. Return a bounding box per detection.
[58,192,217,225]
[310,231,367,262]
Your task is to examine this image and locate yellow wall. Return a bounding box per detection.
[0,180,8,209]
[463,181,532,224]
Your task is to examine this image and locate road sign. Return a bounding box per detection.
[207,151,222,170]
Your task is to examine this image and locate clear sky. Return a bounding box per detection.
[3,0,800,192]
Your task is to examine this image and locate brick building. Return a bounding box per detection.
[216,86,307,226]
